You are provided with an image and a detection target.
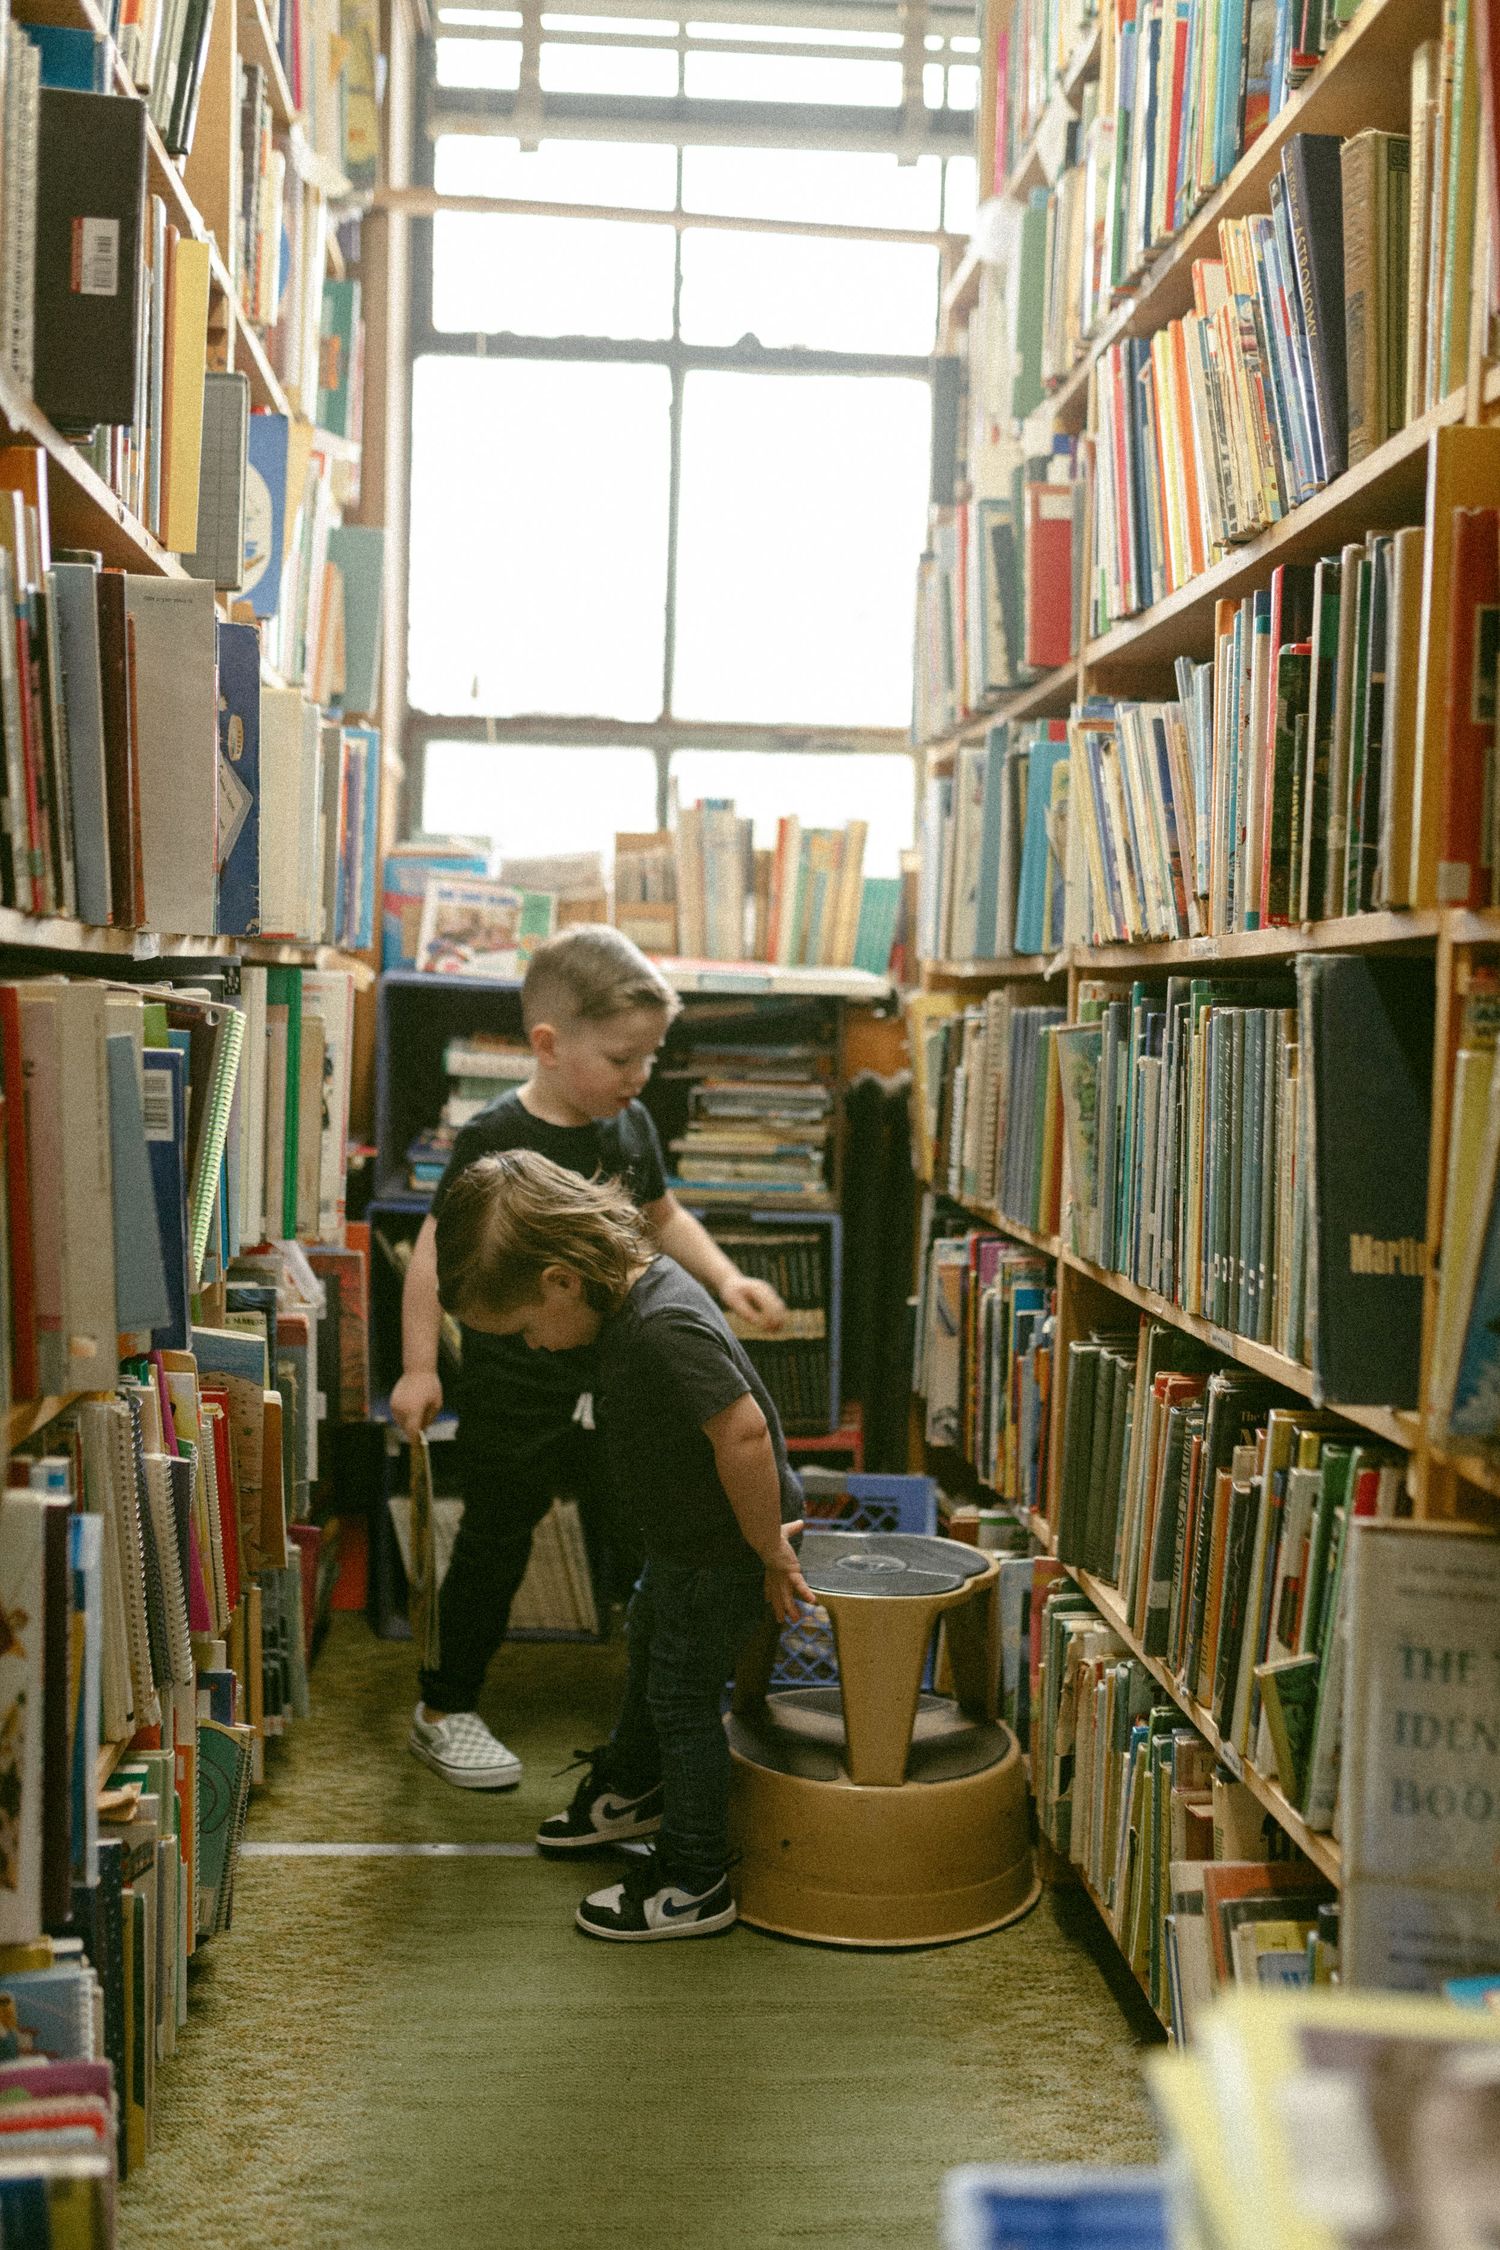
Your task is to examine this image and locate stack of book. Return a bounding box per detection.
[908,990,1065,1239]
[719,1231,831,1434]
[668,1045,833,1206]
[914,436,1087,743]
[1092,87,1477,636]
[914,1212,1055,1516]
[986,0,1099,198]
[440,1031,533,1130]
[613,830,679,957]
[1052,954,1432,1407]
[919,720,1070,961]
[671,801,897,973]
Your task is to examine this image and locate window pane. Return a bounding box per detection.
[434,133,678,210]
[686,20,901,44]
[943,154,977,234]
[683,49,900,104]
[409,358,670,719]
[668,750,915,876]
[539,40,680,94]
[947,63,979,108]
[679,230,938,353]
[435,35,520,88]
[681,145,941,229]
[431,209,676,336]
[544,12,677,32]
[424,742,659,860]
[672,371,931,727]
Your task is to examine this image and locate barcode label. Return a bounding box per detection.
[71,217,119,298]
[142,1066,173,1142]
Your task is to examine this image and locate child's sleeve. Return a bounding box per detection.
[637,1309,753,1430]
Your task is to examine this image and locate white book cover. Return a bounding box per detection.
[124,576,218,935]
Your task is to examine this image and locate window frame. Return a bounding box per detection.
[403,22,965,829]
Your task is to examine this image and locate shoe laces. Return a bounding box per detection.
[553,1744,608,1782]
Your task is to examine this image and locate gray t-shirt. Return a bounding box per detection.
[596,1257,803,1566]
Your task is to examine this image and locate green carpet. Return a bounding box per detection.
[118,1616,1161,2250]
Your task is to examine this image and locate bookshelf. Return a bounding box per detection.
[916,0,1500,2013]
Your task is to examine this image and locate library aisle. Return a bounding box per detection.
[117,1622,1157,2250]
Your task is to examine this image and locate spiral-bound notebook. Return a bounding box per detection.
[188,1005,245,1287]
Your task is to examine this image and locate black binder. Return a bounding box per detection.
[33,89,146,432]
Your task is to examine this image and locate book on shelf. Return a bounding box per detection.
[1150,1987,1500,2245]
[914,1207,1055,1515]
[906,988,1064,1238]
[667,1042,834,1207]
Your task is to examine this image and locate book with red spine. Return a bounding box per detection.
[1024,483,1076,672]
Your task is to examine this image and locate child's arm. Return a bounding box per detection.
[644,1193,786,1332]
[705,1393,813,1624]
[390,1215,445,1440]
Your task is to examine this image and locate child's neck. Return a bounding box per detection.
[519,1070,597,1131]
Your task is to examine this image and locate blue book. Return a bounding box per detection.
[0,1966,97,2059]
[21,23,108,87]
[242,413,289,618]
[216,620,261,936]
[344,724,381,950]
[107,1035,171,1334]
[1014,733,1070,953]
[1445,1976,1500,2010]
[326,525,385,717]
[144,1046,190,1351]
[852,877,901,977]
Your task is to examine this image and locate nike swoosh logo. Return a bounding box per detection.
[658,1892,715,1919]
[597,1796,649,1823]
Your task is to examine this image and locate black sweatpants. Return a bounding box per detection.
[417,1423,639,1713]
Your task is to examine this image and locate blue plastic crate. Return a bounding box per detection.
[773,1473,938,1689]
[941,2168,1168,2250]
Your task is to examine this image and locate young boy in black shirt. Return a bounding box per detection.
[435,1147,812,1940]
[393,927,784,1792]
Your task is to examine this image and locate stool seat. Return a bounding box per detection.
[798,1530,990,1600]
[729,1689,1013,1787]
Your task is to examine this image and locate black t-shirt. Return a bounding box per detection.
[596,1256,803,1567]
[431,1089,668,1452]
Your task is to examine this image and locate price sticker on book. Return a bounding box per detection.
[1209,1327,1233,1355]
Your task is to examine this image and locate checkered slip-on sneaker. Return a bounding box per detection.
[408,1705,523,1790]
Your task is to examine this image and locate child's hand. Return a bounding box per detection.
[391,1370,443,1442]
[721,1272,787,1332]
[764,1529,815,1626]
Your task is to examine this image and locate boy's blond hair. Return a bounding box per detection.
[521,924,677,1033]
[435,1148,650,1318]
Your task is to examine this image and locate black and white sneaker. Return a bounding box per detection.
[576,1848,737,1943]
[536,1747,664,1857]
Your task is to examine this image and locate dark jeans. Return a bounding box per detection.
[604,1556,771,1892]
[418,1424,641,1712]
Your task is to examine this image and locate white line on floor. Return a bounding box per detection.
[241,1841,541,1858]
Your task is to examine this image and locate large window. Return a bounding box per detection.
[408,36,960,871]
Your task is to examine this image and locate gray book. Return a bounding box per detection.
[181,371,250,591]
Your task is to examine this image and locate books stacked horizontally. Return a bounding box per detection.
[440,1032,532,1131]
[1052,954,1433,1408]
[914,1214,1054,1518]
[668,1046,833,1206]
[708,1224,831,1435]
[1091,94,1476,634]
[670,802,901,975]
[906,989,1065,1240]
[1150,1989,1500,2247]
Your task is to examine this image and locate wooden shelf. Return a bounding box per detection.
[0,370,188,581]
[1073,1864,1172,2034]
[1070,1567,1342,1886]
[237,0,299,127]
[225,274,294,419]
[0,905,373,973]
[1087,391,1465,680]
[1077,908,1444,971]
[1066,1253,1418,1449]
[6,1393,100,1448]
[923,954,1063,983]
[1426,1444,1500,1504]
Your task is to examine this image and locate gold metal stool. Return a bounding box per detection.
[728,1531,1038,1947]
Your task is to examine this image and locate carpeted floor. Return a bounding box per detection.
[118,1615,1161,2250]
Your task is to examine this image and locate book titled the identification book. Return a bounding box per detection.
[1296,953,1433,1406]
[1341,1519,1500,1990]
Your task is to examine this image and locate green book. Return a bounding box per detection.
[266,965,302,1239]
[1256,1652,1321,1799]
